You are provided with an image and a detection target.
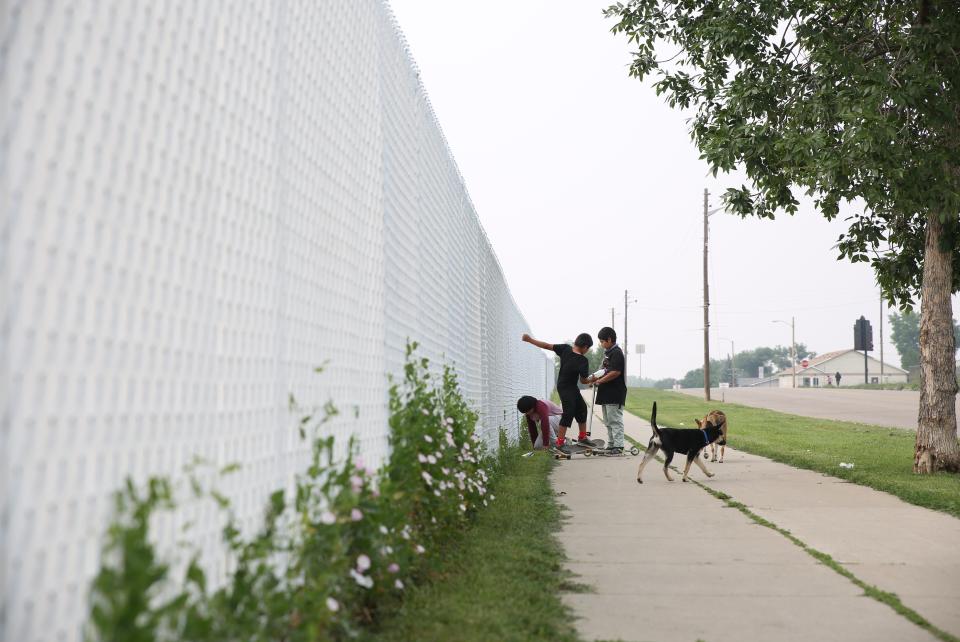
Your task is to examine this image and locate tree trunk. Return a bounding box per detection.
[915,212,960,473]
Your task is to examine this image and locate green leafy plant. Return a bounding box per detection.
[86,343,499,641]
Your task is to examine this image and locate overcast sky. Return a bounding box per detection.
[388,0,959,380]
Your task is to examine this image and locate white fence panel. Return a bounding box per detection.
[0,2,552,640]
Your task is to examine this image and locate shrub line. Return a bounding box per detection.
[87,344,501,641]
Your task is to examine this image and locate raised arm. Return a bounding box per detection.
[521,333,554,351]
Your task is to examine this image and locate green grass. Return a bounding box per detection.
[625,388,960,518]
[368,447,582,642]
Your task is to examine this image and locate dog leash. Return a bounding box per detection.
[701,429,710,445]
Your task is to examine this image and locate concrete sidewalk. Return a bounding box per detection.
[552,401,960,642]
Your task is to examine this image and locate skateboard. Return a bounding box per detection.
[552,440,641,459]
[552,439,605,460]
[591,445,641,457]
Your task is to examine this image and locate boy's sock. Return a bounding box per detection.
[556,436,565,446]
[578,431,588,441]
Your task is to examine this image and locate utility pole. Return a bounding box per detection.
[880,295,884,384]
[773,318,797,388]
[862,316,869,383]
[611,307,615,329]
[791,316,797,389]
[624,290,629,378]
[719,337,736,387]
[703,189,711,401]
[731,339,736,387]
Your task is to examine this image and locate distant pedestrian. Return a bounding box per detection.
[593,327,627,454]
[835,371,842,386]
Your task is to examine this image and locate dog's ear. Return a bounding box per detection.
[694,418,702,428]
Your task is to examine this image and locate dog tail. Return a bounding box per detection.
[650,402,661,438]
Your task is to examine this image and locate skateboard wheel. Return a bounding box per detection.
[630,447,640,456]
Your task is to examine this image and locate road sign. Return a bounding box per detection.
[636,344,645,354]
[801,359,809,368]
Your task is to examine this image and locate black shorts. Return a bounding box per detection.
[557,387,587,427]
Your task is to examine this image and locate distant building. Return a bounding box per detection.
[776,349,908,388]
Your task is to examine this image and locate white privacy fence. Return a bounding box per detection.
[0,1,552,639]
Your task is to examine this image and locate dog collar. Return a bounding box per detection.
[701,429,709,445]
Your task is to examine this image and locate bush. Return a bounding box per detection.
[86,343,497,641]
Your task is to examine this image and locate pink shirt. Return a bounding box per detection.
[526,399,562,447]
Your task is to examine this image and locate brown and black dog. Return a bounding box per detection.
[636,402,726,483]
[696,410,728,463]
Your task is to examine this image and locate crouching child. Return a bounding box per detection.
[517,395,561,449]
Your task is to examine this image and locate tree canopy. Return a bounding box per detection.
[733,344,815,377]
[888,310,960,369]
[606,0,960,472]
[605,0,960,305]
[679,343,815,388]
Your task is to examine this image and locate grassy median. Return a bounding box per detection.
[625,388,960,518]
[368,446,582,642]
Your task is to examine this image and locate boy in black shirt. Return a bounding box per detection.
[521,332,597,453]
[593,327,627,453]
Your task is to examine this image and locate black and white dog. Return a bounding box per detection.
[636,402,726,483]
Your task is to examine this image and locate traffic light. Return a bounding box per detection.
[854,316,874,352]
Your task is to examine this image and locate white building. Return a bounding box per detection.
[776,349,908,387]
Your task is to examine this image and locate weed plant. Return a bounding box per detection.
[367,443,582,642]
[86,344,501,641]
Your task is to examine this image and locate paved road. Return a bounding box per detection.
[553,403,960,642]
[675,386,960,430]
